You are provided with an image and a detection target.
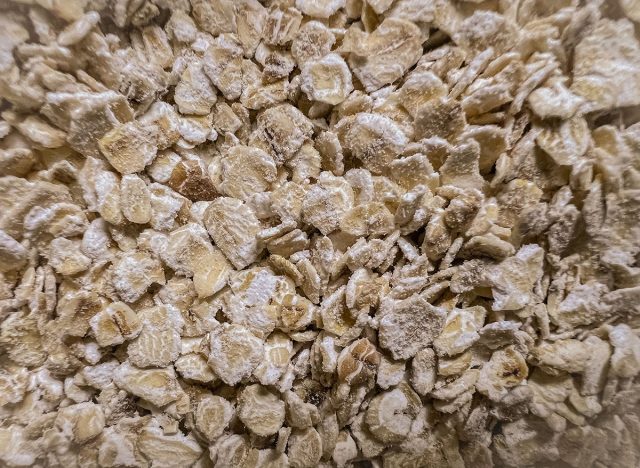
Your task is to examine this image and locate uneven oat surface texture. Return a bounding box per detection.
[0,0,639,467]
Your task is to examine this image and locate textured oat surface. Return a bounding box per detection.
[0,0,640,467]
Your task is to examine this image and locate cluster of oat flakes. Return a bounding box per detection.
[1,0,640,466]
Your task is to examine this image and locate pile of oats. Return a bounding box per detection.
[1,0,640,466]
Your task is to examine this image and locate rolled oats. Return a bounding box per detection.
[174,353,216,383]
[15,115,67,148]
[332,429,358,468]
[337,337,380,385]
[476,345,529,401]
[127,306,181,368]
[609,324,640,378]
[296,0,345,19]
[287,427,322,468]
[263,7,303,47]
[216,145,277,201]
[409,347,437,396]
[301,53,353,105]
[1,1,639,466]
[344,18,422,92]
[342,112,407,174]
[0,230,27,273]
[238,384,286,437]
[571,18,640,112]
[194,395,234,443]
[254,331,293,385]
[111,250,165,303]
[48,237,91,276]
[434,306,486,357]
[113,362,181,407]
[203,197,262,269]
[203,34,243,102]
[208,323,264,386]
[364,382,421,444]
[90,301,141,347]
[292,21,336,67]
[137,421,203,468]
[379,294,446,360]
[98,121,159,174]
[303,173,354,235]
[120,174,152,224]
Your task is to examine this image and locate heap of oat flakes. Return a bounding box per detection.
[1,0,640,466]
